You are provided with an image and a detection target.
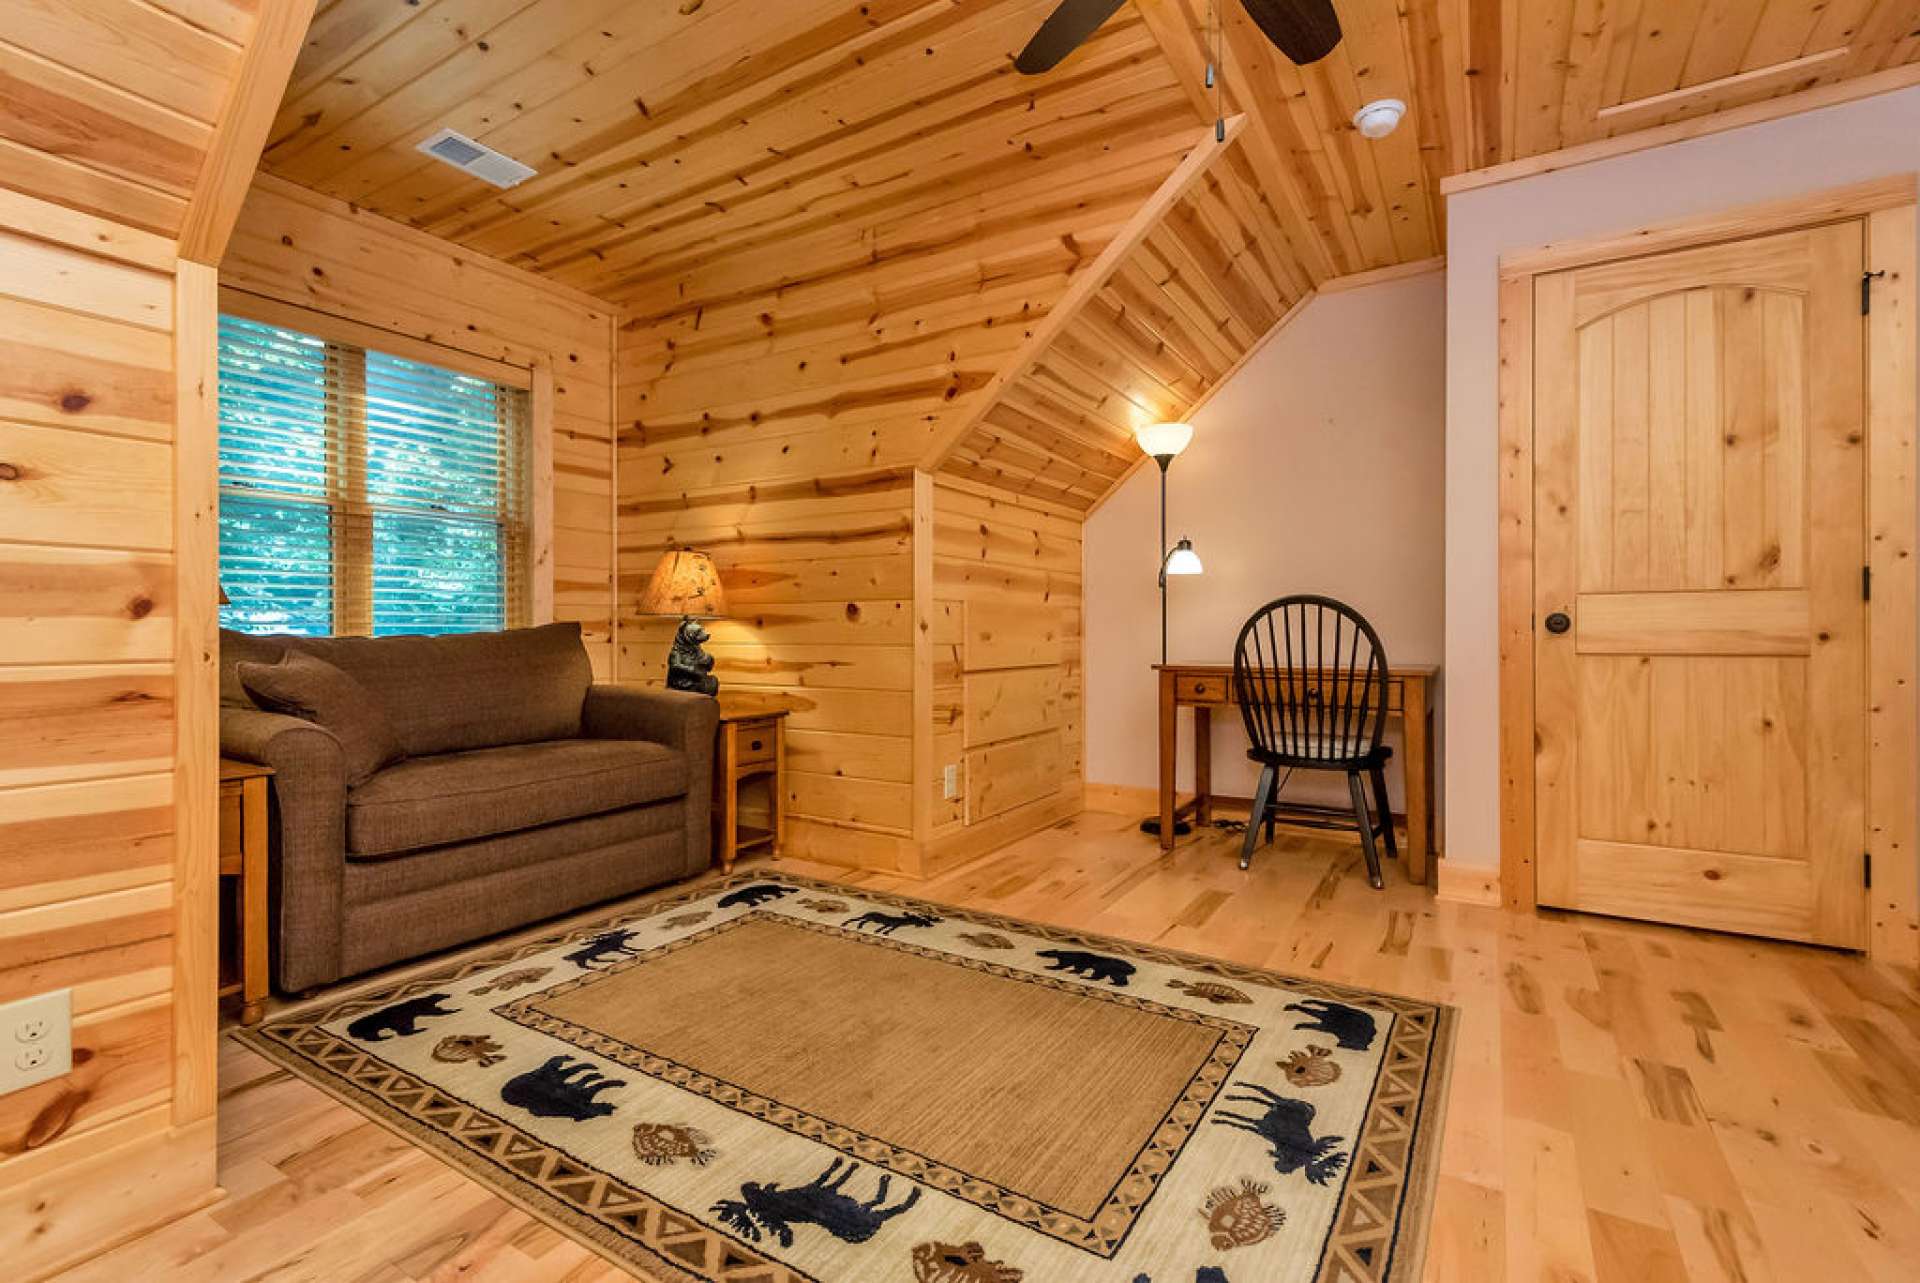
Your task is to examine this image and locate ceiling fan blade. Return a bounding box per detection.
[1014,0,1129,75]
[1239,0,1343,65]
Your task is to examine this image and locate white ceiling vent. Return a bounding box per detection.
[415,128,537,189]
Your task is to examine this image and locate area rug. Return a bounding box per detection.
[237,872,1454,1283]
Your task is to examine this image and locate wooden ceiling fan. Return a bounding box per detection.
[1014,0,1342,74]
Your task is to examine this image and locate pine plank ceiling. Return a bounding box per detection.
[254,0,1920,508]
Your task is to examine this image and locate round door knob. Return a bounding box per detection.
[1544,611,1572,635]
[750,739,763,752]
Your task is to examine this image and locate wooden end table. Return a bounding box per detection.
[219,758,273,1025]
[713,693,789,873]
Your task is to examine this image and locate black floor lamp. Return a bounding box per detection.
[1135,420,1202,838]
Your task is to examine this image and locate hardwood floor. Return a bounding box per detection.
[61,807,1920,1282]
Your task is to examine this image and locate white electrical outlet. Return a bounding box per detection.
[942,764,960,799]
[0,989,70,1096]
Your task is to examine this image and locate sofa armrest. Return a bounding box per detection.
[582,685,718,875]
[221,708,348,991]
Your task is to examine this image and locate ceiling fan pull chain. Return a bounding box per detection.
[1210,0,1225,141]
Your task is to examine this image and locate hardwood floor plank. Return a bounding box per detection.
[59,804,1920,1281]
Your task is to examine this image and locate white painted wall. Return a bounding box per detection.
[1084,271,1447,813]
[1444,85,1920,870]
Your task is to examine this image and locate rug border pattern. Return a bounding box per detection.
[235,871,1458,1283]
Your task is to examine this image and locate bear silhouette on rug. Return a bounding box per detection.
[501,1055,626,1121]
[718,883,797,909]
[711,1157,921,1248]
[346,993,457,1042]
[1283,997,1377,1051]
[1035,948,1136,987]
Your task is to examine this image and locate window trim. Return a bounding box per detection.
[216,293,548,637]
[220,287,534,390]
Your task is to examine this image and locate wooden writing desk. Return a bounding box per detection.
[1155,663,1440,883]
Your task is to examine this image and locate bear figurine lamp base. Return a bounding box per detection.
[638,549,728,697]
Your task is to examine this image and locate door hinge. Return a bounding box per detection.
[1864,564,1873,601]
[1864,852,1873,888]
[1863,269,1887,314]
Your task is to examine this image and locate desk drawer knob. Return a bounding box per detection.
[1193,682,1207,694]
[749,738,764,752]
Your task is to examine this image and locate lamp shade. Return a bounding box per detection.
[638,549,729,619]
[1135,420,1194,460]
[1165,537,1203,576]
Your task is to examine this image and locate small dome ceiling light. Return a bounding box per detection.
[1352,98,1406,140]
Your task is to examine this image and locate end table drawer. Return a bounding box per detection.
[736,720,778,768]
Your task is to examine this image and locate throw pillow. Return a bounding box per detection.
[237,651,407,787]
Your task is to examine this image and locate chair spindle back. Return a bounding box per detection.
[1232,595,1390,766]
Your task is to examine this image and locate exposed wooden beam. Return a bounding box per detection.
[918,115,1248,473]
[177,0,318,266]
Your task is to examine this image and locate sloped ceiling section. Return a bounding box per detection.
[608,2,1206,504]
[251,0,1920,511]
[929,125,1310,510]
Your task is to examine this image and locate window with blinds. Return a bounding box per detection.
[217,315,533,638]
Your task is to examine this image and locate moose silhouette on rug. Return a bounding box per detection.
[1035,948,1136,987]
[1283,998,1377,1051]
[564,928,644,971]
[345,992,457,1042]
[718,883,797,909]
[844,909,942,935]
[711,1157,922,1247]
[1210,1083,1349,1185]
[501,1055,626,1121]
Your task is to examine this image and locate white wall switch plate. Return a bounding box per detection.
[0,989,71,1096]
[942,764,960,800]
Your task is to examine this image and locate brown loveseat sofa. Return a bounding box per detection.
[219,623,716,992]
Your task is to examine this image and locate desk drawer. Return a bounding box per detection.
[1176,674,1233,703]
[1178,673,1406,714]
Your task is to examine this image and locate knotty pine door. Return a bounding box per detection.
[1532,222,1869,947]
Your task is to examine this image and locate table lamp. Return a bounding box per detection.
[638,549,728,696]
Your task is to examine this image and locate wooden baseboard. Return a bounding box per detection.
[778,816,918,874]
[6,1115,219,1281]
[1434,862,1502,908]
[1084,782,1171,813]
[1084,782,1410,826]
[919,789,1083,876]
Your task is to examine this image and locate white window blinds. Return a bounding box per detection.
[217,315,532,637]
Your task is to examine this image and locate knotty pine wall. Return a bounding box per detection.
[925,479,1085,870]
[618,478,921,871]
[0,205,218,1274]
[0,0,244,238]
[219,176,619,675]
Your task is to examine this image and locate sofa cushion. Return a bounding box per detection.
[219,629,291,708]
[236,651,406,788]
[294,623,592,757]
[346,738,689,858]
